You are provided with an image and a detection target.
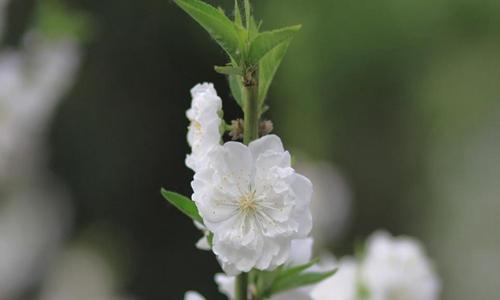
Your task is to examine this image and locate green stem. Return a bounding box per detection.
[236,272,249,300]
[237,65,260,300]
[243,79,259,145]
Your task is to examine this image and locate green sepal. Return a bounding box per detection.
[215,65,243,76]
[160,188,203,223]
[174,0,242,62]
[248,25,301,65]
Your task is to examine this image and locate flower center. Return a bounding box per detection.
[191,120,202,134]
[239,192,257,214]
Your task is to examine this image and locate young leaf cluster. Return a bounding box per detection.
[251,260,337,299]
[174,0,301,112]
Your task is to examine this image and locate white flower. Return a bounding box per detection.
[215,238,315,300]
[192,134,313,275]
[185,83,223,172]
[310,258,358,300]
[184,291,206,300]
[361,231,440,300]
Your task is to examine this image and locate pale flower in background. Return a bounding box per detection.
[192,135,313,275]
[0,33,80,181]
[0,184,70,300]
[185,83,223,172]
[362,231,440,300]
[184,291,206,300]
[38,245,134,300]
[310,258,358,300]
[296,160,351,249]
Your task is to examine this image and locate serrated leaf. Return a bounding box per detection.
[275,258,319,282]
[229,74,244,108]
[258,38,292,105]
[215,65,243,76]
[248,25,301,64]
[175,0,242,61]
[270,269,337,295]
[161,188,203,223]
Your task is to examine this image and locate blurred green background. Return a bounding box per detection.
[5,0,500,299]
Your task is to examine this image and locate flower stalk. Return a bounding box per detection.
[235,272,249,300]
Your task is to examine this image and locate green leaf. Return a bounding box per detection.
[229,74,244,108]
[160,188,203,223]
[248,25,301,64]
[270,269,337,295]
[258,38,292,105]
[244,0,251,29]
[234,0,242,27]
[275,258,319,282]
[174,0,242,61]
[215,65,243,76]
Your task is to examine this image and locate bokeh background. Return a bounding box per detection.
[2,0,500,299]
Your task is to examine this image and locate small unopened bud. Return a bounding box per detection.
[229,119,244,141]
[259,120,274,137]
[229,119,274,140]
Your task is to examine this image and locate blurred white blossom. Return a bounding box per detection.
[296,160,351,249]
[361,231,440,300]
[0,183,71,299]
[310,231,440,300]
[192,135,313,275]
[185,83,223,172]
[0,3,82,297]
[310,258,358,300]
[184,291,207,300]
[38,245,134,300]
[0,33,80,181]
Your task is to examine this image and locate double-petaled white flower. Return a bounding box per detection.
[185,83,223,172]
[192,134,313,275]
[361,231,440,300]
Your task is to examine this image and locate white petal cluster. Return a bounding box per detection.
[361,231,441,300]
[192,134,313,275]
[310,231,440,300]
[185,83,223,172]
[187,238,315,300]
